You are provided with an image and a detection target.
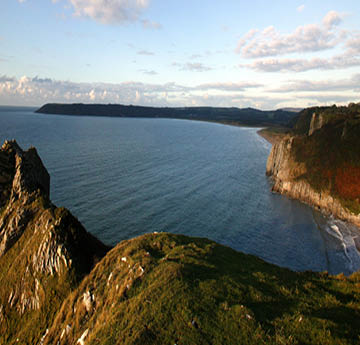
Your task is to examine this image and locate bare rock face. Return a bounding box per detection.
[1,140,50,204]
[0,140,51,258]
[308,112,325,136]
[266,136,360,226]
[0,140,109,345]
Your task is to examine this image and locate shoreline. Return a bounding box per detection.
[257,127,289,145]
[34,109,289,140]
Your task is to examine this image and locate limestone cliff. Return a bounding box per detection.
[0,140,109,345]
[266,103,360,225]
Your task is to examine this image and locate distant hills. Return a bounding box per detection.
[35,103,299,127]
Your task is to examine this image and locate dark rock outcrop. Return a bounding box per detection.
[0,140,109,345]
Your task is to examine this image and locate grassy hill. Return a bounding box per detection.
[42,233,360,345]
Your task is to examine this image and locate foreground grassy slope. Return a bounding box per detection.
[43,233,360,345]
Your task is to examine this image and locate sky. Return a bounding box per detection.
[0,0,360,109]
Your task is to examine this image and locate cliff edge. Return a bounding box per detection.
[0,140,109,345]
[266,103,360,225]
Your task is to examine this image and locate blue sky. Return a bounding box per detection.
[1,0,359,108]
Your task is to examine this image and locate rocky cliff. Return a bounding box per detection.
[266,103,360,225]
[0,140,109,345]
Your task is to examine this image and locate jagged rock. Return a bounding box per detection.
[0,140,50,258]
[0,140,109,345]
[1,140,50,203]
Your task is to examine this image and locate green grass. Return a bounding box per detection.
[42,233,360,345]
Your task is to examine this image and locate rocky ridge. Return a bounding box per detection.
[0,140,108,345]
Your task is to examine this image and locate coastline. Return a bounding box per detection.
[257,127,289,145]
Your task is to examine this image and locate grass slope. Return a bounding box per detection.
[43,233,360,345]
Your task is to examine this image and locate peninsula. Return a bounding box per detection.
[35,103,298,127]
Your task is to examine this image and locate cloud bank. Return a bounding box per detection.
[0,75,358,109]
[236,11,360,73]
[236,11,344,58]
[241,55,360,72]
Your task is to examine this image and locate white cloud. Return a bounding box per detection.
[0,75,266,107]
[239,18,360,73]
[172,62,213,72]
[241,52,360,72]
[236,11,344,58]
[66,0,149,24]
[138,69,158,75]
[323,10,343,29]
[141,19,162,30]
[189,54,203,59]
[194,82,263,91]
[297,4,305,13]
[0,75,356,109]
[346,34,360,54]
[269,74,360,93]
[137,50,154,55]
[89,89,96,100]
[0,75,15,82]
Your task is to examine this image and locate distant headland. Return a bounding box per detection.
[35,103,299,127]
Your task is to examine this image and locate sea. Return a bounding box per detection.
[1,106,360,275]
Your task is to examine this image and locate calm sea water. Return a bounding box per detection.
[1,106,360,275]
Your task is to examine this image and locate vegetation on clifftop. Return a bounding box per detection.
[289,103,360,214]
[42,233,360,345]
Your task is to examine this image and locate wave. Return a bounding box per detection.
[319,215,360,274]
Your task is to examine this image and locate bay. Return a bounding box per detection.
[1,106,359,275]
